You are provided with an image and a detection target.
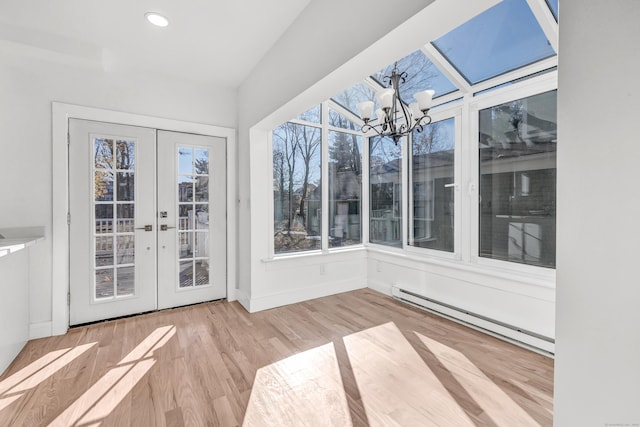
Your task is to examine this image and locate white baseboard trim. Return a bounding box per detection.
[235,288,251,312]
[367,279,393,296]
[248,279,367,313]
[29,321,53,339]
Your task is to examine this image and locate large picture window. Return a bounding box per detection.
[272,122,322,254]
[479,90,557,267]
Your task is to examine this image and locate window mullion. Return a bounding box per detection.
[464,93,478,264]
[321,101,329,252]
[401,135,408,249]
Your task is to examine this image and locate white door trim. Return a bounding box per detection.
[52,102,237,336]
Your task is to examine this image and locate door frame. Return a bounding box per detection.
[52,102,237,335]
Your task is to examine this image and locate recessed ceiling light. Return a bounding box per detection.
[145,12,169,27]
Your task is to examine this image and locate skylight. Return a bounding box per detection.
[432,0,556,85]
[372,49,457,100]
[546,0,559,21]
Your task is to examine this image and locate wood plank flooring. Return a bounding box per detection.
[0,289,554,426]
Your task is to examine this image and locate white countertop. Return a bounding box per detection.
[0,227,45,258]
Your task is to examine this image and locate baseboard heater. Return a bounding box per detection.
[391,286,555,356]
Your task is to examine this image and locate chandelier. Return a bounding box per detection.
[357,63,435,145]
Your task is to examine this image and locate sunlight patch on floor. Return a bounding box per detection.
[343,322,475,427]
[48,325,176,426]
[243,342,352,427]
[0,343,97,411]
[416,331,541,426]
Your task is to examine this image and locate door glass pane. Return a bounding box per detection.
[95,205,113,234]
[179,205,193,230]
[96,268,114,298]
[94,138,113,169]
[195,205,208,229]
[194,232,208,258]
[117,204,135,232]
[179,261,194,287]
[195,176,208,202]
[176,145,211,289]
[179,232,192,258]
[179,148,193,175]
[95,171,114,201]
[116,172,135,201]
[117,235,135,265]
[195,149,209,174]
[93,136,136,300]
[479,90,557,267]
[116,141,135,170]
[409,118,455,252]
[179,176,194,202]
[194,260,209,286]
[370,136,402,247]
[328,131,362,248]
[95,236,114,267]
[116,266,135,296]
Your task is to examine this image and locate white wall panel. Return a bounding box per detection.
[555,1,640,425]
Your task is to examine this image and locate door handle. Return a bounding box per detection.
[136,225,153,231]
[160,225,176,231]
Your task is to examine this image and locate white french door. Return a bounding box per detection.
[69,119,226,325]
[156,130,226,309]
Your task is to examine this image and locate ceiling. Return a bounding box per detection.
[0,0,311,87]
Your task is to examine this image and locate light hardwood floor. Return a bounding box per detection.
[0,289,553,426]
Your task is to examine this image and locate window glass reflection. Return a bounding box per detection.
[479,90,557,267]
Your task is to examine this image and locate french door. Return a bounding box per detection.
[69,119,226,325]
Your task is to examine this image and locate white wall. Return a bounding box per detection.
[554,1,640,425]
[0,48,236,336]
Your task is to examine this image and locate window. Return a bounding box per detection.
[273,101,364,254]
[269,0,558,272]
[478,90,557,268]
[370,136,402,247]
[272,122,322,254]
[328,131,362,247]
[409,118,455,252]
[432,0,556,84]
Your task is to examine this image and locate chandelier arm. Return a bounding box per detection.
[361,122,386,139]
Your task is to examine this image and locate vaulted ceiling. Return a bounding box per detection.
[0,0,310,87]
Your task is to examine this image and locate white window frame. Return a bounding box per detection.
[467,70,558,277]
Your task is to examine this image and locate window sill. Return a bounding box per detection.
[366,245,555,290]
[262,245,366,263]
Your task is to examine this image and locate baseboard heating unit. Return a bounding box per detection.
[391,286,555,356]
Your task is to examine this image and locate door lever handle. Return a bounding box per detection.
[160,225,176,231]
[136,225,153,231]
